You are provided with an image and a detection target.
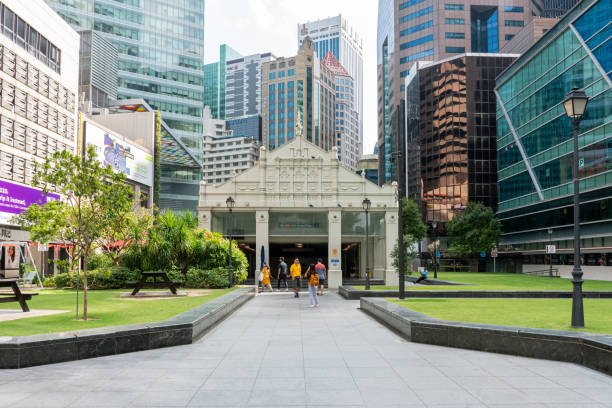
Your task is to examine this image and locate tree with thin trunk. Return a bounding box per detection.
[446,201,501,258]
[18,145,134,320]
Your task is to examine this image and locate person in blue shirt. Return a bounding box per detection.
[415,267,428,284]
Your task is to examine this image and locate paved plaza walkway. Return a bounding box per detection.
[1,291,611,407]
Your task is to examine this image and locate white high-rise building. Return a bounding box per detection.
[225,52,275,119]
[298,15,363,156]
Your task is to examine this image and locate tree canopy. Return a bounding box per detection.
[446,202,501,257]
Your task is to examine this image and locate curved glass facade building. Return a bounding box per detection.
[495,0,612,271]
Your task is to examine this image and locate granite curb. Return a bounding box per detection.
[339,285,612,300]
[360,297,612,376]
[0,287,254,369]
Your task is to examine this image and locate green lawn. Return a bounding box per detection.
[355,272,612,292]
[390,298,612,334]
[0,288,236,336]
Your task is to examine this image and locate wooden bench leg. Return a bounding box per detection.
[162,274,177,294]
[12,282,30,312]
[131,276,146,296]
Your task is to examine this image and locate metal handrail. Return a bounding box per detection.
[523,268,560,277]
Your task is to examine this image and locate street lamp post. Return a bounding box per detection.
[363,198,372,290]
[563,87,589,328]
[432,222,438,279]
[226,196,235,288]
[548,228,553,278]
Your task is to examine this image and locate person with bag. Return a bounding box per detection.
[315,258,327,296]
[305,263,320,307]
[290,258,302,298]
[277,257,289,291]
[260,262,273,292]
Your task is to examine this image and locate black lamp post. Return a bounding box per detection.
[362,197,371,290]
[226,196,235,288]
[432,222,438,279]
[562,87,589,328]
[548,228,553,278]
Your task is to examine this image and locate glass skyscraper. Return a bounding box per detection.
[46,0,205,212]
[45,0,205,163]
[495,0,612,271]
[204,44,242,120]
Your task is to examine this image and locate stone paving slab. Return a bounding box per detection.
[0,291,611,407]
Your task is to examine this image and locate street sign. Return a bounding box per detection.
[435,251,440,258]
[579,158,585,168]
[491,249,498,258]
[546,245,556,254]
[480,251,486,258]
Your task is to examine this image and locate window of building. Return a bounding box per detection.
[399,49,434,64]
[504,20,524,26]
[399,6,433,23]
[446,46,465,53]
[445,32,465,39]
[399,20,434,36]
[399,0,426,9]
[445,18,465,24]
[269,72,276,79]
[505,34,515,40]
[445,3,464,10]
[504,6,524,12]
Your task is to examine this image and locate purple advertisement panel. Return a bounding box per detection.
[0,180,60,224]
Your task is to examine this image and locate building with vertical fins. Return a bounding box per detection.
[321,51,360,171]
[204,44,242,120]
[495,0,612,275]
[225,52,275,119]
[298,15,364,158]
[262,37,336,152]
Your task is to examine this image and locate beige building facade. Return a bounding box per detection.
[198,138,399,288]
[262,37,336,153]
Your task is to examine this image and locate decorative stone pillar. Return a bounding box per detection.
[200,210,212,230]
[328,209,342,288]
[255,210,269,276]
[385,211,399,286]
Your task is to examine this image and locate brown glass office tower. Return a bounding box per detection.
[404,54,516,228]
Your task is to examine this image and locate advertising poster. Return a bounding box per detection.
[85,122,154,187]
[0,179,60,225]
[3,245,19,269]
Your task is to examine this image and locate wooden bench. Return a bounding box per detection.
[0,279,38,312]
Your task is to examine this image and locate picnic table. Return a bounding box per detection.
[0,279,38,312]
[128,271,179,296]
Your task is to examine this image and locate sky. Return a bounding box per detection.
[204,0,379,155]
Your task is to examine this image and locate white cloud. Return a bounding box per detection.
[205,0,379,154]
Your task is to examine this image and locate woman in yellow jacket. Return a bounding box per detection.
[261,262,273,293]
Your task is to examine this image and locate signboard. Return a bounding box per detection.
[85,122,153,187]
[480,251,486,258]
[579,158,585,168]
[435,251,440,258]
[0,180,60,225]
[546,245,556,254]
[491,249,498,258]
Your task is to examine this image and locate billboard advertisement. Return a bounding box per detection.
[0,179,60,225]
[85,122,153,187]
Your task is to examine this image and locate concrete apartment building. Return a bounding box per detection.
[298,15,364,157]
[376,0,577,185]
[321,52,360,171]
[262,37,336,152]
[225,52,275,119]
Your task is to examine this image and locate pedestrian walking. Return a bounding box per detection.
[261,262,273,292]
[290,258,302,298]
[277,257,289,291]
[305,264,320,307]
[315,258,327,296]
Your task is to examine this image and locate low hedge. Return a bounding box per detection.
[45,266,230,289]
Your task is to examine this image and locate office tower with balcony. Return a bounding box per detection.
[298,15,363,157]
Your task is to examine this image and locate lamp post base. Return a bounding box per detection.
[571,266,584,328]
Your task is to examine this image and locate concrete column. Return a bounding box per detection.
[373,237,386,280]
[200,210,212,230]
[385,211,399,286]
[255,210,269,276]
[328,210,342,288]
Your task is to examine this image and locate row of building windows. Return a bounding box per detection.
[445,18,465,25]
[400,20,433,37]
[446,32,465,39]
[118,78,203,101]
[400,49,434,65]
[400,34,434,50]
[446,46,466,53]
[268,69,295,79]
[399,6,433,23]
[0,47,75,112]
[0,2,61,74]
[399,0,427,10]
[0,149,59,192]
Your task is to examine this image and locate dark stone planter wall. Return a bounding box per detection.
[0,287,253,369]
[339,285,612,300]
[360,297,612,376]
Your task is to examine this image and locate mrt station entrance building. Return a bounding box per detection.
[198,139,399,288]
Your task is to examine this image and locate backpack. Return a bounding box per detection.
[309,271,319,286]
